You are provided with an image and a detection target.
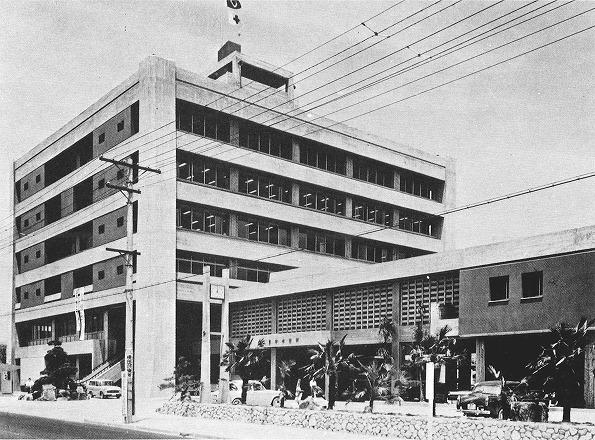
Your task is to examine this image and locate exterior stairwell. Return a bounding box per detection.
[81,355,124,383]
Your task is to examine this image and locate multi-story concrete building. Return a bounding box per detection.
[8,42,455,397]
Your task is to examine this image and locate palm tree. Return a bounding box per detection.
[353,358,397,412]
[525,318,594,422]
[221,335,266,404]
[277,359,296,407]
[304,335,356,410]
[377,317,397,362]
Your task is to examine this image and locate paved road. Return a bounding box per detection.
[0,411,189,439]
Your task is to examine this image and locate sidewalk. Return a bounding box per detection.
[0,395,380,439]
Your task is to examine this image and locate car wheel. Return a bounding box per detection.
[271,396,281,407]
[231,398,242,405]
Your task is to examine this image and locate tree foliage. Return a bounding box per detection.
[525,318,594,422]
[159,356,199,401]
[221,335,266,404]
[39,340,77,390]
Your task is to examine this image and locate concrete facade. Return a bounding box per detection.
[9,44,453,397]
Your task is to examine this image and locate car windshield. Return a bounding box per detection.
[475,384,501,394]
[251,383,264,391]
[230,383,238,391]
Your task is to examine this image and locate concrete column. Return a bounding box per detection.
[291,139,300,163]
[325,291,333,331]
[291,183,300,206]
[392,207,400,228]
[51,319,56,340]
[230,58,241,87]
[475,338,486,383]
[290,226,300,249]
[270,348,277,390]
[135,55,178,398]
[584,333,595,408]
[345,196,353,218]
[229,167,239,192]
[200,266,211,402]
[285,78,295,101]
[229,213,238,237]
[344,237,352,260]
[345,156,354,178]
[229,119,240,146]
[393,169,401,191]
[103,310,109,360]
[391,282,402,395]
[75,356,81,380]
[439,157,457,250]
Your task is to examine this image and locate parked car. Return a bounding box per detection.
[211,380,282,406]
[457,380,520,419]
[86,379,122,399]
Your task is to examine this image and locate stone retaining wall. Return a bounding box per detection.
[157,400,595,440]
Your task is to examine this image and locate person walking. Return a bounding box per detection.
[25,377,34,394]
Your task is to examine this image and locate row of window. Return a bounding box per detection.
[175,100,444,202]
[176,152,441,238]
[489,271,543,302]
[177,203,418,261]
[176,250,292,283]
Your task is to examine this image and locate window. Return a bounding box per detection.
[24,291,29,300]
[15,288,21,303]
[35,174,41,183]
[352,197,393,227]
[98,224,105,234]
[398,209,440,237]
[353,157,394,188]
[176,251,228,277]
[97,178,105,189]
[98,133,105,144]
[489,276,509,302]
[239,120,292,159]
[237,216,289,246]
[522,271,543,298]
[116,265,124,275]
[23,254,29,264]
[23,219,29,227]
[23,182,29,191]
[298,227,345,257]
[35,250,41,259]
[176,152,230,189]
[238,170,292,204]
[35,288,41,296]
[399,170,443,202]
[299,184,345,215]
[177,204,229,236]
[351,239,399,262]
[299,139,346,174]
[117,216,124,227]
[116,169,125,180]
[117,120,124,132]
[177,100,230,143]
[98,270,105,280]
[36,212,41,221]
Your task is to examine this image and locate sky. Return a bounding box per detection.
[0,1,594,343]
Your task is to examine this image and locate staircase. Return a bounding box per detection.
[81,355,124,383]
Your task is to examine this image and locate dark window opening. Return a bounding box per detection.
[116,265,124,275]
[399,170,443,202]
[35,288,41,296]
[238,169,292,204]
[116,169,125,180]
[131,101,139,135]
[45,275,62,296]
[237,216,289,246]
[15,287,21,303]
[176,251,228,277]
[176,100,230,143]
[97,178,105,189]
[35,250,41,259]
[73,178,93,212]
[298,227,345,257]
[98,224,105,234]
[117,120,124,132]
[23,182,29,191]
[45,195,62,225]
[352,196,393,227]
[45,133,93,186]
[24,291,29,300]
[36,212,41,221]
[353,156,394,188]
[299,184,345,215]
[398,208,441,238]
[97,270,105,280]
[176,151,230,189]
[23,219,29,228]
[117,216,124,227]
[45,222,93,263]
[238,119,292,159]
[23,254,29,264]
[35,175,41,183]
[73,265,93,288]
[177,203,229,236]
[522,271,543,298]
[98,133,105,144]
[351,239,402,263]
[489,276,509,302]
[133,201,138,233]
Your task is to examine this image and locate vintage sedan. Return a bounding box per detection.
[457,380,520,419]
[211,380,282,406]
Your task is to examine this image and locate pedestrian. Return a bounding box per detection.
[25,377,34,394]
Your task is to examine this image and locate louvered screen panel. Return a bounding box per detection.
[333,283,392,331]
[230,301,272,338]
[277,292,327,333]
[399,272,459,326]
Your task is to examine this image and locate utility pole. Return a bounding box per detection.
[218,268,230,404]
[100,155,160,423]
[199,266,211,403]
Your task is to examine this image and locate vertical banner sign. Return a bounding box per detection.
[74,287,85,341]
